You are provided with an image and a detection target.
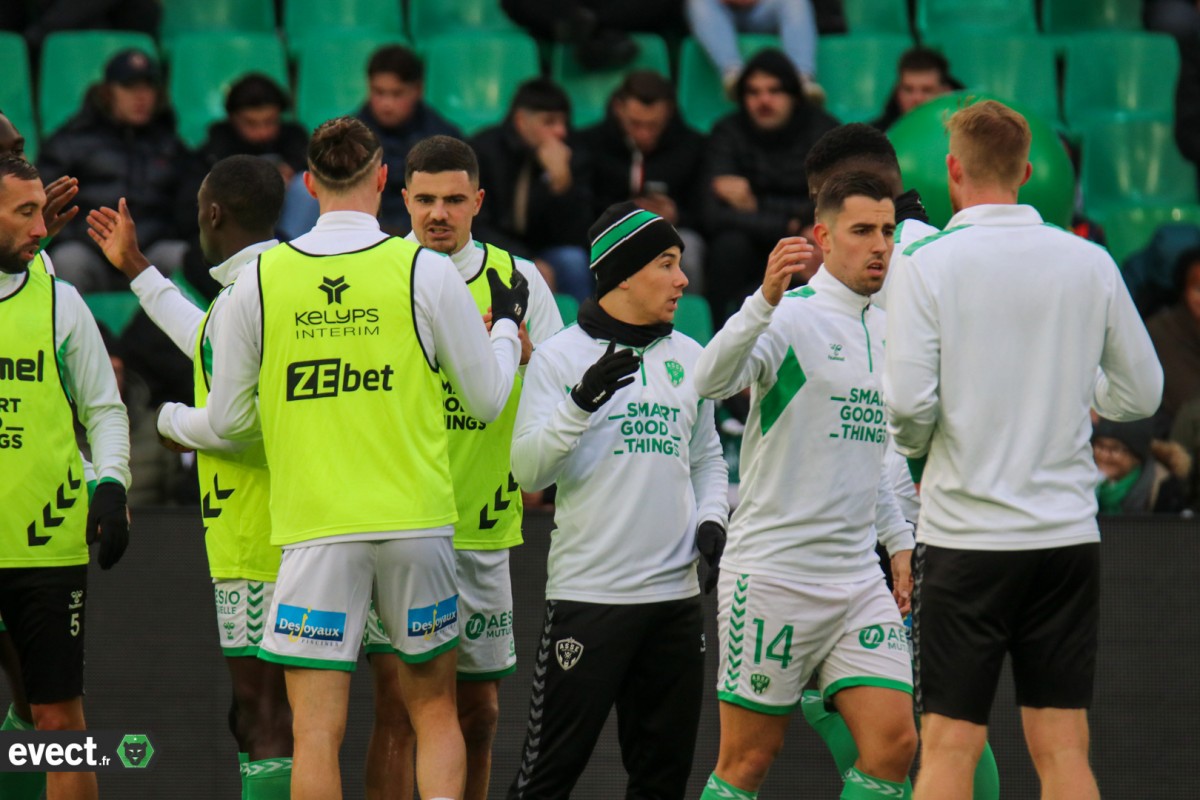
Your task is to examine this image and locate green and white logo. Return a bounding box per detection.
[750,673,771,695]
[223,620,235,640]
[665,360,685,387]
[117,734,154,769]
[465,613,487,640]
[858,625,885,650]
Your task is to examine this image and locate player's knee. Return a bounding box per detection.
[31,702,83,732]
[722,740,782,785]
[458,694,499,747]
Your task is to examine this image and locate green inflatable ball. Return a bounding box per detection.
[887,92,1075,229]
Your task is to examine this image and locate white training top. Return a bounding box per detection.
[0,270,129,487]
[512,324,729,604]
[872,217,939,312]
[166,211,521,545]
[694,267,915,585]
[884,203,1164,551]
[150,240,276,453]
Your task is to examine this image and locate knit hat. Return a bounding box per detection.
[588,202,684,298]
[1092,417,1153,464]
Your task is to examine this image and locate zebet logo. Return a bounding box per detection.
[286,359,395,401]
[293,276,380,339]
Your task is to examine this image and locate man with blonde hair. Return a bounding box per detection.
[885,100,1163,800]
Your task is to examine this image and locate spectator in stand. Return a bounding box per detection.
[1147,246,1200,420]
[687,0,824,103]
[1092,417,1191,514]
[472,78,594,301]
[501,0,681,71]
[38,49,188,292]
[196,74,308,190]
[1169,395,1200,503]
[700,48,837,326]
[871,47,960,132]
[279,45,462,239]
[579,70,708,292]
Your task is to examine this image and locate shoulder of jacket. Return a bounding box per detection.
[902,224,973,257]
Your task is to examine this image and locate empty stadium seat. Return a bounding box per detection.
[916,0,1036,43]
[1102,205,1200,266]
[422,32,540,135]
[843,0,910,35]
[1063,31,1179,128]
[0,32,37,160]
[554,293,579,326]
[407,0,520,41]
[677,34,780,132]
[940,34,1060,123]
[1041,0,1141,35]
[160,0,275,49]
[284,0,404,55]
[167,32,289,148]
[674,295,714,345]
[295,33,410,131]
[551,34,672,128]
[38,31,158,138]
[817,34,912,124]
[83,292,142,336]
[1081,118,1198,218]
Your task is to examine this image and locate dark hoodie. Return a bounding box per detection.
[38,84,187,248]
[701,49,839,243]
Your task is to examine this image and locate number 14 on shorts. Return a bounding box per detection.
[753,619,794,668]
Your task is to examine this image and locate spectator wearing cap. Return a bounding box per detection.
[38,48,188,292]
[1093,417,1191,514]
[700,48,837,327]
[579,70,709,293]
[471,78,595,301]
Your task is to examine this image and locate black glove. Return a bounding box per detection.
[894,189,929,224]
[570,340,641,412]
[87,481,129,570]
[696,520,726,594]
[487,267,529,327]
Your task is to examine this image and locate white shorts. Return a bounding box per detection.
[213,578,276,657]
[260,537,459,671]
[716,571,912,715]
[364,549,517,679]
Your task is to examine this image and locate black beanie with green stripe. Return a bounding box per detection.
[588,202,685,298]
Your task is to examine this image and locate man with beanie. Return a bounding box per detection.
[508,201,730,799]
[701,47,838,328]
[1092,417,1190,514]
[695,172,916,800]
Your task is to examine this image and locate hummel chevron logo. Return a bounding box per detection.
[319,276,349,304]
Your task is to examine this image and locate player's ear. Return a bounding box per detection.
[813,220,833,252]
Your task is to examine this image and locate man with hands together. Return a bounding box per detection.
[507,201,729,799]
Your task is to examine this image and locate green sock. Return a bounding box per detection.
[800,690,860,776]
[700,772,758,799]
[0,704,46,799]
[239,752,250,800]
[244,756,292,799]
[842,767,908,798]
[973,741,1000,800]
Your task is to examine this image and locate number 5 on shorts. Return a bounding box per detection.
[752,618,794,669]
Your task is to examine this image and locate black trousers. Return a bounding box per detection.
[507,597,704,800]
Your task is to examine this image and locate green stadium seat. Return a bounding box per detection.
[0,32,37,160]
[83,292,142,336]
[940,35,1060,123]
[678,34,781,133]
[554,293,579,326]
[170,271,209,310]
[916,0,1036,43]
[1041,0,1141,35]
[1101,205,1200,266]
[674,295,714,345]
[295,33,410,131]
[423,32,540,135]
[38,31,158,139]
[843,0,910,35]
[551,34,672,129]
[1063,32,1178,128]
[817,34,912,124]
[407,0,520,41]
[160,0,275,49]
[284,0,404,55]
[167,32,289,148]
[1080,118,1198,218]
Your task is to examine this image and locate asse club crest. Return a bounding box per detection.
[751,673,771,695]
[555,637,584,670]
[665,360,685,387]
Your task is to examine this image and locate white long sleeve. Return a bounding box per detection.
[693,289,776,399]
[689,398,730,527]
[128,267,206,359]
[874,465,915,556]
[882,250,941,459]
[1092,269,1164,421]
